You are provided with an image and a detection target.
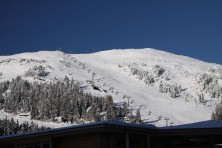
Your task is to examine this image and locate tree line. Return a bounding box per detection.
[0,117,49,136]
[0,76,141,124]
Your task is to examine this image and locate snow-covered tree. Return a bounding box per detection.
[0,77,132,124]
[134,109,142,124]
[212,101,222,121]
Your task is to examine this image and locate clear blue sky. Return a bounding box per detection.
[0,0,222,64]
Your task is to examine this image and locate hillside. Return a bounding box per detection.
[0,48,221,127]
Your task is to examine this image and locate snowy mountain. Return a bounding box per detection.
[0,48,222,127]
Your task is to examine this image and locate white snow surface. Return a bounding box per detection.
[0,48,221,127]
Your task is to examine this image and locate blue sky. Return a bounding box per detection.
[0,0,222,64]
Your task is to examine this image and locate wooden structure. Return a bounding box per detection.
[0,99,4,109]
[0,120,222,148]
[0,99,5,104]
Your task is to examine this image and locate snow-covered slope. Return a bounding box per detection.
[0,48,221,127]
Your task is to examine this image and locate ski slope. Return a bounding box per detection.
[0,48,221,127]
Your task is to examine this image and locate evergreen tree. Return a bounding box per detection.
[0,77,132,124]
[135,109,142,124]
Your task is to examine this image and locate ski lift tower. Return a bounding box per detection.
[92,72,95,82]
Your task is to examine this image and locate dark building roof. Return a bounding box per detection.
[0,120,156,143]
[157,120,222,136]
[161,120,222,129]
[1,120,222,144]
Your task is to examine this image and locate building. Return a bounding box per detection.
[0,120,222,148]
[0,98,4,109]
